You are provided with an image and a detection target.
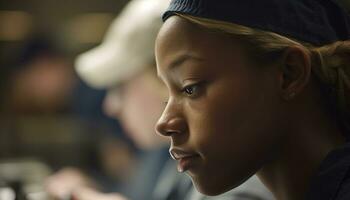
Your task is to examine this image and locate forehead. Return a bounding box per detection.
[155,16,247,76]
[157,17,230,58]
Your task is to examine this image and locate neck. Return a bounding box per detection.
[257,110,345,200]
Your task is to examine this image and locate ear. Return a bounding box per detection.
[279,46,312,100]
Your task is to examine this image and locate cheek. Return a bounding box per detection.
[188,77,282,168]
[185,77,283,194]
[194,70,281,145]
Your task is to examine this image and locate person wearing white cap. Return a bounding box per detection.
[76,0,169,152]
[46,1,173,199]
[46,0,274,199]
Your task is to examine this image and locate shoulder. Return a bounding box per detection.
[308,142,350,200]
[336,171,350,200]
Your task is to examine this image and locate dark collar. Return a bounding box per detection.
[307,143,350,200]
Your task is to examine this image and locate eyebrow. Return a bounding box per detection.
[157,54,204,80]
[167,54,203,71]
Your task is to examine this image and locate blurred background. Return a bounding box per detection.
[0,0,349,199]
[0,1,137,199]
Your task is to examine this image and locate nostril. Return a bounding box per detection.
[155,117,187,137]
[155,119,165,136]
[164,130,180,137]
[155,119,169,137]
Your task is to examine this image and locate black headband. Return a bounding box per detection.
[163,0,350,46]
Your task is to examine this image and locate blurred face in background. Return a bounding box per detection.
[9,54,76,114]
[103,67,168,150]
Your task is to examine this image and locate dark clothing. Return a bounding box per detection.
[307,143,350,200]
[122,147,170,200]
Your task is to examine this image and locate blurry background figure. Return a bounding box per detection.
[6,36,76,114]
[0,0,137,199]
[46,0,176,199]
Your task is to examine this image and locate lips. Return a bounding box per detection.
[169,148,200,172]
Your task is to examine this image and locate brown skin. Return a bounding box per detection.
[155,16,345,199]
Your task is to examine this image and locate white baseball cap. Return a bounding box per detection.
[75,0,169,88]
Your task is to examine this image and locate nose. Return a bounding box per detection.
[155,101,187,137]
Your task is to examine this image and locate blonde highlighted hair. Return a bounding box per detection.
[176,13,350,133]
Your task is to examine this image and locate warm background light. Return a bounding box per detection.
[0,11,33,41]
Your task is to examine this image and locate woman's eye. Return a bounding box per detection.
[184,86,195,95]
[182,83,202,97]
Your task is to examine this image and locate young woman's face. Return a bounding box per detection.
[155,16,287,195]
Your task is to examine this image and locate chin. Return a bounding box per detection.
[190,175,238,196]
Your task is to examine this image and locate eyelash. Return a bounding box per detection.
[162,82,205,105]
[181,82,204,98]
